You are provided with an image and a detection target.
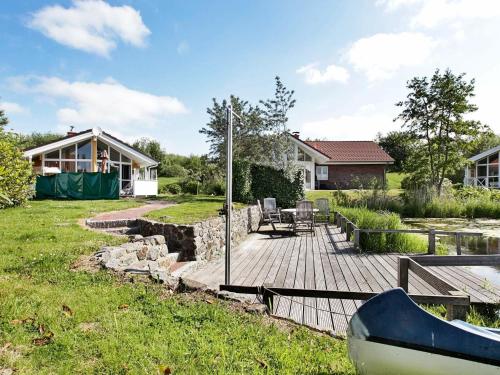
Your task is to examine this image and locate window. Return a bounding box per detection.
[77,161,91,172]
[44,160,60,168]
[61,161,75,173]
[297,148,312,162]
[316,166,328,181]
[61,145,75,159]
[110,147,120,161]
[121,164,131,180]
[489,164,498,177]
[121,154,131,163]
[77,141,92,159]
[44,150,59,159]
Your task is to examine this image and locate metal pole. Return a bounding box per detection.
[225,105,233,285]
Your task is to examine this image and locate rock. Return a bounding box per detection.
[245,303,268,315]
[158,244,169,257]
[119,253,138,267]
[104,258,121,270]
[125,260,149,271]
[136,245,148,260]
[146,246,160,261]
[121,242,142,253]
[108,247,126,259]
[129,234,144,242]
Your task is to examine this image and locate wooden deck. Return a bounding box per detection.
[186,225,500,335]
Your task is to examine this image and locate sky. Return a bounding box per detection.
[1,0,500,155]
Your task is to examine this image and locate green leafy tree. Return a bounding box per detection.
[200,76,296,170]
[396,69,488,195]
[376,131,415,172]
[133,138,164,162]
[0,111,34,208]
[17,132,63,149]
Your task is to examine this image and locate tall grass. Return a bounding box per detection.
[337,206,429,253]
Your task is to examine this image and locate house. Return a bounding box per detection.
[464,145,499,188]
[288,132,394,190]
[23,127,159,196]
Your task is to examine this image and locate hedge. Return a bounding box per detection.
[233,160,304,208]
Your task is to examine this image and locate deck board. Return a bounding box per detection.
[185,224,500,336]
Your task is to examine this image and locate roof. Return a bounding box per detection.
[304,140,394,163]
[469,145,500,162]
[23,127,158,166]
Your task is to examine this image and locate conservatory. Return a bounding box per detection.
[464,145,500,188]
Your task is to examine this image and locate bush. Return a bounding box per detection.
[232,160,252,202]
[0,136,34,208]
[161,164,187,178]
[200,179,225,196]
[180,179,199,195]
[159,183,182,195]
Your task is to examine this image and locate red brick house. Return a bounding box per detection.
[288,133,394,190]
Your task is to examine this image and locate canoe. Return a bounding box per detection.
[347,288,500,375]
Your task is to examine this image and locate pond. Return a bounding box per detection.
[403,218,500,286]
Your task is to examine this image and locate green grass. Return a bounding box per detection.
[0,200,354,374]
[386,172,406,190]
[158,176,182,190]
[146,194,246,224]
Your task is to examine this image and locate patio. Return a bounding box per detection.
[186,224,500,336]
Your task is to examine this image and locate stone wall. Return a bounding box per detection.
[136,205,260,261]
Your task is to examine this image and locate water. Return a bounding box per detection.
[403,218,500,286]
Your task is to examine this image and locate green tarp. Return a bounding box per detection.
[36,172,119,200]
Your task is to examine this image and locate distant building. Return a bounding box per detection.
[288,132,394,190]
[464,146,500,188]
[23,127,158,196]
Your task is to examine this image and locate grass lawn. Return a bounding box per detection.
[386,172,406,190]
[147,194,246,224]
[158,176,181,190]
[0,200,353,374]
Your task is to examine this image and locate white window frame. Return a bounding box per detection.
[316,166,328,181]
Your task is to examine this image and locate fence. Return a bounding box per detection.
[333,211,483,254]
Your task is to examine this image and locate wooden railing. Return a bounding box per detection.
[333,211,483,254]
[219,283,470,321]
[397,255,500,320]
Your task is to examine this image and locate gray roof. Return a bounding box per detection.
[469,145,500,162]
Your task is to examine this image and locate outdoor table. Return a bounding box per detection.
[280,208,320,229]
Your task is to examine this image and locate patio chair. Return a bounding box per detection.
[257,199,278,231]
[263,198,282,224]
[293,200,315,235]
[315,198,331,223]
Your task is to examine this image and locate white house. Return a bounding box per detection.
[464,145,500,188]
[23,127,159,196]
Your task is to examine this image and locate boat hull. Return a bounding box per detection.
[349,337,500,375]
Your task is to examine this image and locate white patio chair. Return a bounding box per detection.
[293,200,315,235]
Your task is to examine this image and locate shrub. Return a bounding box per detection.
[200,179,225,196]
[159,183,182,195]
[160,164,187,178]
[232,160,252,202]
[180,179,199,195]
[0,136,34,208]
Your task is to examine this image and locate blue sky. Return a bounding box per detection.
[1,0,500,155]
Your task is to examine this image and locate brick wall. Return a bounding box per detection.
[316,164,386,189]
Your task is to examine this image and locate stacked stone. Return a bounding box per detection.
[94,235,176,283]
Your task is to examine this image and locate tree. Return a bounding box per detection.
[133,138,164,163]
[376,131,415,172]
[0,111,34,208]
[259,76,296,170]
[396,69,488,195]
[200,76,296,170]
[17,132,63,149]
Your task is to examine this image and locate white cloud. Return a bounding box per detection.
[28,0,150,57]
[0,101,28,114]
[296,63,350,84]
[301,109,396,141]
[410,0,500,29]
[346,32,437,81]
[9,75,187,137]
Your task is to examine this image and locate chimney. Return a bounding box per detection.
[292,131,300,139]
[66,126,77,137]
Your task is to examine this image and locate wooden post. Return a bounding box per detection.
[398,256,410,292]
[456,233,462,255]
[335,212,340,227]
[354,229,360,250]
[346,222,351,241]
[340,217,345,233]
[446,291,469,321]
[428,229,436,255]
